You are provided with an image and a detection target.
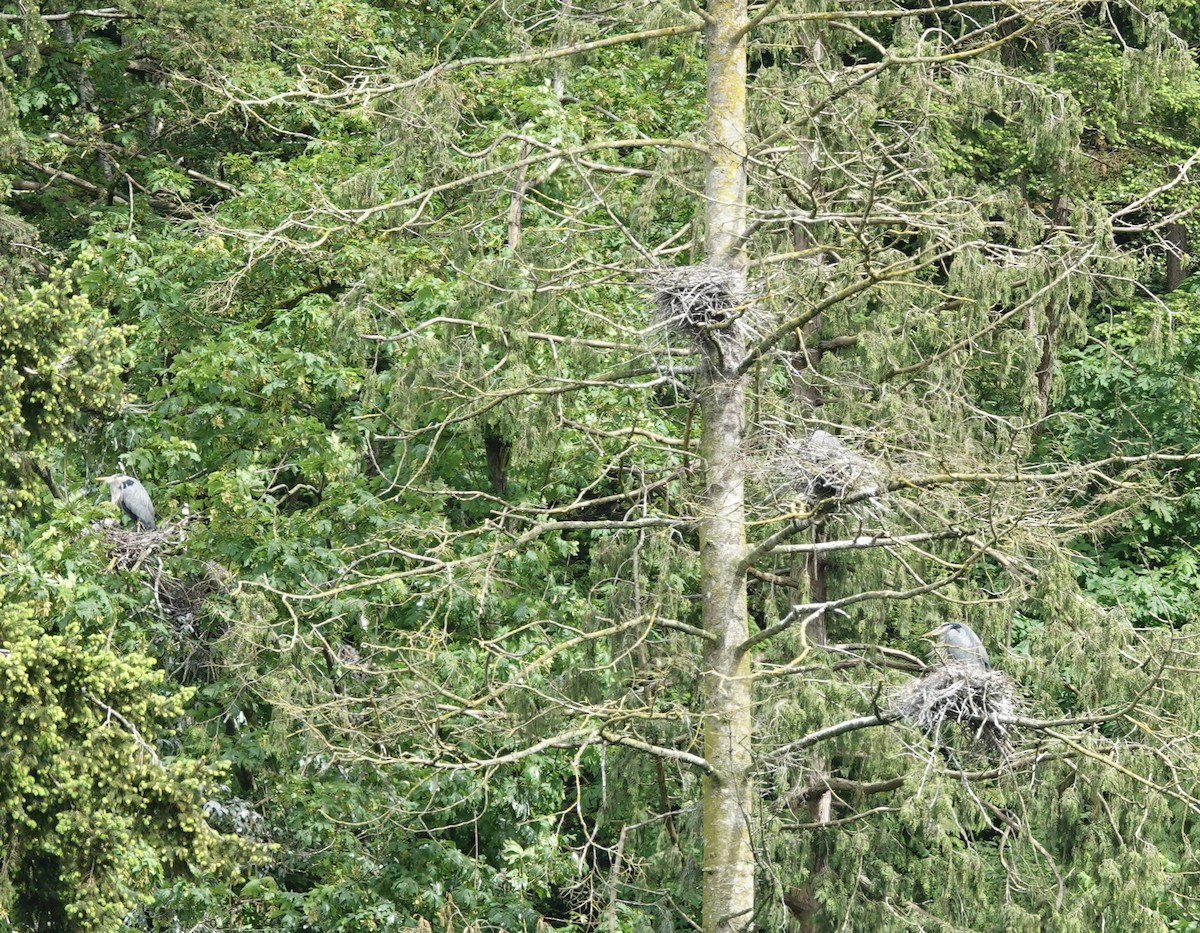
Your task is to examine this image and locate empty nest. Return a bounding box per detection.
[892,663,1017,755]
[651,265,757,370]
[151,560,233,627]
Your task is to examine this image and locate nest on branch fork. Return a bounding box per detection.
[892,663,1017,756]
[777,429,883,504]
[97,521,186,570]
[94,520,232,626]
[651,265,759,371]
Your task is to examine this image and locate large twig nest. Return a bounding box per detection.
[91,519,235,681]
[96,520,187,570]
[770,430,886,507]
[151,560,233,627]
[892,663,1017,755]
[93,520,232,626]
[651,265,759,371]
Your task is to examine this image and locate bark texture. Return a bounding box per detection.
[700,0,754,931]
[700,375,753,933]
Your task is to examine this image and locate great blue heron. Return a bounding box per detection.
[98,474,157,530]
[923,621,990,671]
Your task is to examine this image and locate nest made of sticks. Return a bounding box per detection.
[96,520,188,571]
[94,520,232,626]
[151,560,233,628]
[892,663,1017,755]
[651,265,759,365]
[93,519,236,681]
[770,430,886,507]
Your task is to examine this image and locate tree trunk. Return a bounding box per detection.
[700,375,753,933]
[1165,221,1187,292]
[1166,164,1188,292]
[700,1,754,931]
[790,542,830,932]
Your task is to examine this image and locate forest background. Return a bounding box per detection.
[4,0,1200,930]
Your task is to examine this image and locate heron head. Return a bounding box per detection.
[97,474,134,506]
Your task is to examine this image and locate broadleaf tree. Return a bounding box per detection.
[168,0,1200,928]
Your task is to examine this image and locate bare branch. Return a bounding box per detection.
[780,805,900,831]
[773,711,901,757]
[599,729,714,774]
[772,530,972,555]
[0,7,132,21]
[226,22,706,108]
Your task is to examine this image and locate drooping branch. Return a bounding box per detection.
[741,558,982,654]
[345,139,708,225]
[738,247,973,375]
[250,516,689,602]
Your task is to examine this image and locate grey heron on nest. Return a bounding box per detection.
[923,621,990,671]
[98,474,157,530]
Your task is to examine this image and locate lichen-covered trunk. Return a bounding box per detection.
[700,375,751,933]
[700,1,753,932]
[704,0,747,269]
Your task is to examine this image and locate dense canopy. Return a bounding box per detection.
[3,0,1200,930]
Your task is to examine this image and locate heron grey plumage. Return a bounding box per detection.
[923,621,990,670]
[98,474,157,530]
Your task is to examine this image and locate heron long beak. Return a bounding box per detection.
[920,625,944,641]
[96,475,114,484]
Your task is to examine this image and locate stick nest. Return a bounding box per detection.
[770,430,885,507]
[94,520,232,626]
[892,663,1017,755]
[96,520,187,570]
[92,519,235,682]
[651,265,758,366]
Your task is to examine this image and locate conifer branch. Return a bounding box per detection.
[224,23,707,108]
[775,712,902,757]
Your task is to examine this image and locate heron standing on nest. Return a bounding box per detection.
[923,621,990,670]
[98,474,157,530]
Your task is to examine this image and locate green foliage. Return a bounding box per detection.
[1053,291,1200,622]
[0,585,257,931]
[0,272,126,507]
[6,0,1200,929]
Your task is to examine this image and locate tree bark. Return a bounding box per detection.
[700,1,754,931]
[704,0,748,273]
[1165,221,1187,292]
[790,541,830,932]
[700,375,753,933]
[1166,165,1188,292]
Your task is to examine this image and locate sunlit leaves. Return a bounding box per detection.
[0,589,259,930]
[0,272,126,507]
